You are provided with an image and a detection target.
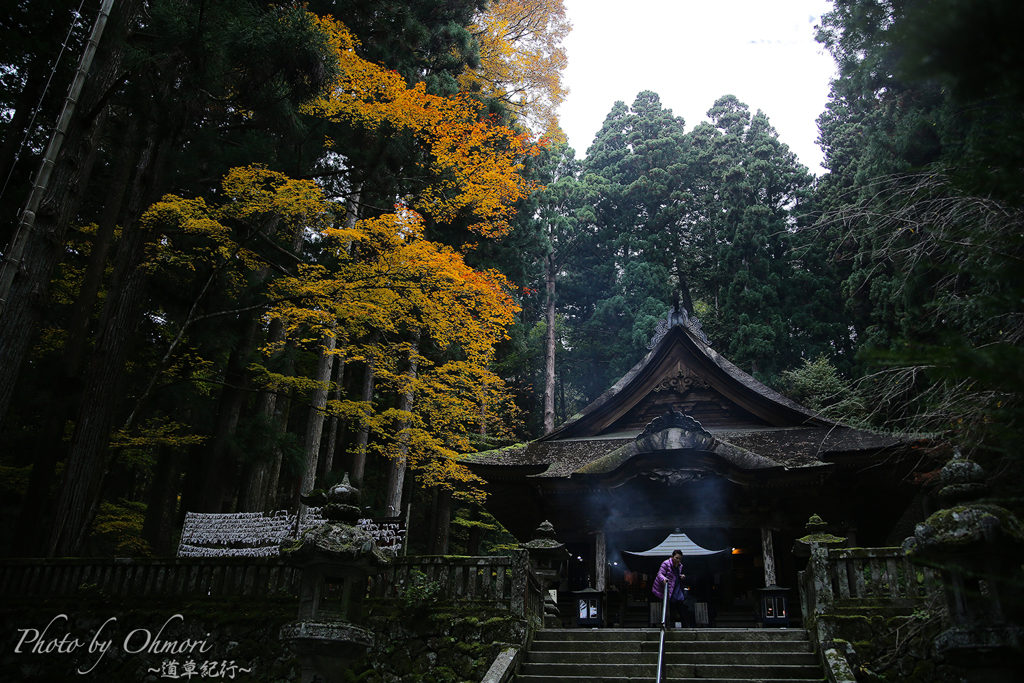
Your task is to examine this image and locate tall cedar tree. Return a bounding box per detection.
[810,0,1024,483]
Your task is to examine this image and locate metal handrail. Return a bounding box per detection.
[655,587,668,683]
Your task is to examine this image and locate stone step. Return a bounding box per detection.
[530,638,812,653]
[529,640,651,653]
[515,628,824,683]
[532,627,810,642]
[517,677,822,683]
[518,663,656,679]
[520,662,823,680]
[526,650,819,666]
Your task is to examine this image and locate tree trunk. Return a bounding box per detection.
[46,108,175,557]
[467,526,481,556]
[237,390,278,512]
[298,332,336,509]
[433,488,452,555]
[263,344,297,512]
[264,409,288,511]
[557,368,566,425]
[0,52,52,248]
[349,332,379,487]
[543,252,557,434]
[237,218,305,511]
[317,354,345,485]
[385,329,419,517]
[0,0,117,311]
[319,190,358,485]
[11,116,141,554]
[195,314,262,512]
[65,116,139,373]
[140,444,184,556]
[238,319,287,512]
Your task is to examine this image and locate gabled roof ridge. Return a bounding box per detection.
[700,334,831,426]
[538,333,665,440]
[539,312,831,441]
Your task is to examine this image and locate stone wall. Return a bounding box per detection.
[812,607,965,683]
[1,574,531,683]
[0,557,301,600]
[350,601,529,683]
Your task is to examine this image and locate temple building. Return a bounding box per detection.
[467,307,934,625]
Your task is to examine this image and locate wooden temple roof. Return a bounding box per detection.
[468,310,903,477]
[466,308,917,541]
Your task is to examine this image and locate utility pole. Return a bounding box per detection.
[0,0,117,314]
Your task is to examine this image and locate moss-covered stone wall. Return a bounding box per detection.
[811,608,966,683]
[2,595,529,683]
[344,601,529,683]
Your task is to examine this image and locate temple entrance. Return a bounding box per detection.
[553,528,778,628]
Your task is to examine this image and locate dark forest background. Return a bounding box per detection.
[0,0,1021,558]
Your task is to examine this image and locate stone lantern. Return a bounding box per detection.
[520,520,570,627]
[908,455,1024,682]
[280,474,391,683]
[793,514,848,641]
[520,520,570,588]
[792,513,847,557]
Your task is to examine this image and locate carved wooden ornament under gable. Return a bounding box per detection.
[639,469,707,486]
[653,366,710,395]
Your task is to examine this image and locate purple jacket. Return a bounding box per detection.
[651,557,679,600]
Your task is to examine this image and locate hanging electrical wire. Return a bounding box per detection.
[0,0,90,215]
[0,0,116,313]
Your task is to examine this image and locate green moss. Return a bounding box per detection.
[915,503,1024,551]
[430,666,459,682]
[796,532,847,544]
[464,442,530,460]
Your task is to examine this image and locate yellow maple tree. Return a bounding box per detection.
[265,203,521,499]
[459,0,571,142]
[134,10,539,499]
[138,164,521,497]
[142,165,333,286]
[301,14,539,237]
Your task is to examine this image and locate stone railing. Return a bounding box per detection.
[370,552,544,626]
[799,545,941,683]
[523,569,544,629]
[1,552,544,625]
[0,557,300,599]
[799,546,938,619]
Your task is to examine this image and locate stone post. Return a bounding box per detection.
[793,514,847,651]
[594,531,607,592]
[760,526,776,586]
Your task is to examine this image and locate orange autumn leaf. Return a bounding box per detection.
[301,13,539,237]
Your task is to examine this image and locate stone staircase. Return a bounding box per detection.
[515,628,824,682]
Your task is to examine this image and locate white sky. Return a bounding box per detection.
[558,0,837,175]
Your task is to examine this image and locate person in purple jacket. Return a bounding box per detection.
[652,549,687,627]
